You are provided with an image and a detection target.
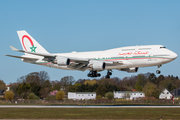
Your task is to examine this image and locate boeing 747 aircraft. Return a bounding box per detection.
[5,31,178,78]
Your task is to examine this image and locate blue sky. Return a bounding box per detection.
[1,0,180,84]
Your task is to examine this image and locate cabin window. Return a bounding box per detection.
[139,48,151,50]
[153,54,170,56]
[122,49,135,51]
[160,47,166,49]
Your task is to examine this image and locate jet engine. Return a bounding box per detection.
[119,67,139,73]
[56,57,70,66]
[92,62,106,70]
[127,67,139,73]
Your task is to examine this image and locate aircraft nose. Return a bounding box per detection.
[172,52,178,59]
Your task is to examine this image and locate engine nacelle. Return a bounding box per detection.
[126,67,139,73]
[56,57,70,66]
[92,62,106,70]
[119,67,139,73]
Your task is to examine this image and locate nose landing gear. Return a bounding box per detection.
[156,70,161,74]
[156,65,162,74]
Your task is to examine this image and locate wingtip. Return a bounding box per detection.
[4,54,12,57]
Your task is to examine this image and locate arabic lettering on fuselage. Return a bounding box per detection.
[118,51,149,56]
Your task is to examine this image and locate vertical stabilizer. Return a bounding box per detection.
[17,30,49,55]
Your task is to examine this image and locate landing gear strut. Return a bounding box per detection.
[87,71,101,77]
[156,65,161,74]
[105,70,112,79]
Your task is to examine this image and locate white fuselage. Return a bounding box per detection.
[31,45,177,71]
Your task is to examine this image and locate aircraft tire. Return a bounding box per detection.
[156,70,161,74]
[105,75,110,79]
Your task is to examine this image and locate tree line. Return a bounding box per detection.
[0,71,179,100]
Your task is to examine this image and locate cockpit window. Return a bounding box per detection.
[160,46,166,49]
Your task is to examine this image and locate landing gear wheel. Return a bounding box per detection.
[105,75,110,79]
[105,70,112,79]
[156,65,162,74]
[97,73,101,77]
[87,74,91,77]
[108,72,112,75]
[156,70,161,74]
[87,71,101,77]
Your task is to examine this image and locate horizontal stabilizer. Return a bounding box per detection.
[9,46,55,58]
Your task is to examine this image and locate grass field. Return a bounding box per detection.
[0,108,180,119]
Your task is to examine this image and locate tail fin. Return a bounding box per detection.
[17,30,49,55]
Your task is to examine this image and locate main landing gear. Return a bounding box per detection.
[156,65,161,74]
[105,70,112,79]
[87,70,112,78]
[87,71,101,77]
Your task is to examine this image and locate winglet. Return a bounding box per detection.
[10,46,19,51]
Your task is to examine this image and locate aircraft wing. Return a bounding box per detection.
[5,54,39,60]
[67,60,124,71]
[68,57,89,63]
[68,62,88,71]
[106,60,133,65]
[103,61,124,65]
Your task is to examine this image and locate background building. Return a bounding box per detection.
[171,88,180,98]
[114,91,145,100]
[0,90,5,98]
[159,88,172,100]
[68,92,96,100]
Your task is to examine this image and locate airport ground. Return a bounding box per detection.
[0,106,180,119]
[0,100,179,119]
[0,99,179,106]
